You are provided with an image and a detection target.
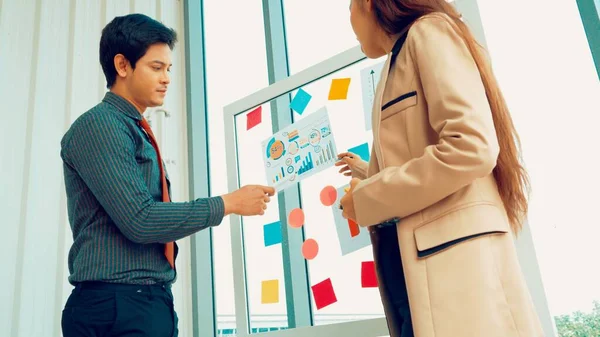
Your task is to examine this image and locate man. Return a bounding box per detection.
[60,14,274,337]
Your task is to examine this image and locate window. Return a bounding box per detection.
[224,51,390,336]
[290,59,386,325]
[204,0,269,333]
[234,104,289,331]
[283,0,358,74]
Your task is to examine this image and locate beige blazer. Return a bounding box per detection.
[351,13,543,337]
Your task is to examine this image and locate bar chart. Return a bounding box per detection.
[297,152,314,175]
[315,140,336,167]
[272,166,286,183]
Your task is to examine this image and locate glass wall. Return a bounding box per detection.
[234,103,290,331]
[226,54,388,335]
[289,59,385,325]
[203,0,269,334]
[282,0,358,74]
[202,0,599,336]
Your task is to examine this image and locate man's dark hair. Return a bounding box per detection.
[100,13,178,88]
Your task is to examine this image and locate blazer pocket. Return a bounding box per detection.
[414,203,509,258]
[381,91,417,120]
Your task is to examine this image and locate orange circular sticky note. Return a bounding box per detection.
[320,186,337,206]
[288,208,305,228]
[302,239,319,260]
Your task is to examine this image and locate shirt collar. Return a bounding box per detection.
[102,91,143,121]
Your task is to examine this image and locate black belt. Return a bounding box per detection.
[369,218,400,235]
[374,217,400,229]
[75,281,171,293]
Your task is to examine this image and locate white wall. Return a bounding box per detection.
[0,1,194,336]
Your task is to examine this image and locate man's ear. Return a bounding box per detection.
[113,54,129,78]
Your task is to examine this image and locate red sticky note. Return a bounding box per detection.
[361,261,378,288]
[311,278,337,310]
[348,219,360,238]
[246,106,262,130]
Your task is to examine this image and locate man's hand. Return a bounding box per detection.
[340,178,361,221]
[222,185,276,216]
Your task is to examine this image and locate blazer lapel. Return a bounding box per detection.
[371,27,412,171]
[372,55,392,170]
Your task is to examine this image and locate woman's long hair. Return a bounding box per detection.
[370,0,530,233]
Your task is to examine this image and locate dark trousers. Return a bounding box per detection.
[374,225,414,337]
[62,282,178,337]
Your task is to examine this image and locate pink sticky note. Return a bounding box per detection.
[288,208,305,228]
[311,278,338,310]
[320,185,337,207]
[302,239,319,260]
[361,261,378,288]
[246,106,262,130]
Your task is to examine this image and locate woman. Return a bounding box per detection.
[336,1,543,336]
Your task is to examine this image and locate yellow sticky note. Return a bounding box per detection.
[328,78,352,100]
[261,279,279,304]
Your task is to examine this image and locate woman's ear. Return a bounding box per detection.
[113,54,129,78]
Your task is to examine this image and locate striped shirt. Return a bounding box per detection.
[60,92,224,285]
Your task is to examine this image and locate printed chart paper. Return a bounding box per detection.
[332,185,371,255]
[360,62,385,130]
[262,107,338,192]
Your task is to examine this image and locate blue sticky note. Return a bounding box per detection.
[263,221,282,247]
[348,142,370,162]
[290,89,312,115]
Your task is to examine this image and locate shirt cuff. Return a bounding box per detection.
[206,196,225,227]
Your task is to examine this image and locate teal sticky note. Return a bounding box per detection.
[348,142,370,162]
[264,221,282,247]
[290,89,312,115]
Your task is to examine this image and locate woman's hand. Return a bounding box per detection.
[335,152,364,176]
[340,178,361,221]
